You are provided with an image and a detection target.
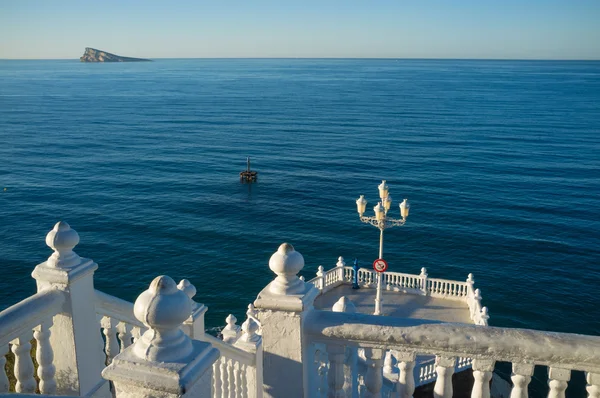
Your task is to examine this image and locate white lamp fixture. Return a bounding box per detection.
[355,180,410,316]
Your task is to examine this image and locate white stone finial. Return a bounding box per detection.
[240,317,260,343]
[177,279,196,300]
[336,256,345,267]
[45,221,81,268]
[332,296,356,313]
[132,275,193,362]
[268,243,306,295]
[420,267,427,277]
[247,303,257,318]
[299,276,305,281]
[317,265,324,277]
[474,288,482,300]
[225,314,238,331]
[467,273,474,283]
[480,307,490,325]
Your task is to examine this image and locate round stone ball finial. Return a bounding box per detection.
[132,275,193,362]
[268,243,306,295]
[45,221,81,268]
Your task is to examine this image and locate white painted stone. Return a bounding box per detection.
[132,275,193,362]
[31,222,110,397]
[254,243,319,398]
[102,275,219,398]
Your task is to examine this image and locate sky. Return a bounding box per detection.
[1,0,599,60]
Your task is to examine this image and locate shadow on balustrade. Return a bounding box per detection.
[262,351,303,397]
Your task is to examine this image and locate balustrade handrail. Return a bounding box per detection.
[0,289,66,347]
[200,333,255,367]
[304,310,600,373]
[94,289,145,328]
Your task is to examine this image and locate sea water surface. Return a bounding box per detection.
[1,59,599,395]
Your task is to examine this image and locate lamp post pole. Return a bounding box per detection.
[356,180,410,316]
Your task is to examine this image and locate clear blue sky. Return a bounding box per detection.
[1,0,599,59]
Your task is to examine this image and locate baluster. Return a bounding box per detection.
[12,334,36,393]
[587,373,600,398]
[315,350,328,398]
[471,359,494,398]
[34,321,57,394]
[0,344,9,393]
[317,266,325,290]
[117,322,133,350]
[131,326,142,343]
[240,363,248,397]
[327,343,346,398]
[221,357,229,396]
[364,348,384,398]
[234,361,242,398]
[227,359,235,398]
[510,363,534,398]
[213,359,222,397]
[434,356,456,398]
[396,351,416,398]
[384,350,394,375]
[101,316,120,364]
[548,368,570,398]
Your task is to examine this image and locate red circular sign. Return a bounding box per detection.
[373,258,388,273]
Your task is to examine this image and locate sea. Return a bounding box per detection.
[1,59,599,396]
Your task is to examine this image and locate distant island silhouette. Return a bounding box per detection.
[80,48,151,62]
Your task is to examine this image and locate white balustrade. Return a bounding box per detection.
[305,310,600,398]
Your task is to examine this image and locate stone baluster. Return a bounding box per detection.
[479,307,490,326]
[31,222,110,396]
[384,351,395,375]
[254,243,320,398]
[222,314,241,344]
[12,334,36,393]
[364,348,384,398]
[0,344,8,393]
[227,360,235,397]
[336,256,345,283]
[395,351,416,398]
[548,367,570,398]
[314,350,328,398]
[332,297,358,398]
[34,321,57,394]
[117,322,133,350]
[213,358,222,397]
[102,275,220,398]
[420,267,428,294]
[510,363,534,398]
[234,315,263,398]
[317,265,325,290]
[221,357,230,397]
[131,327,142,343]
[101,316,120,364]
[587,373,600,398]
[178,279,208,339]
[471,359,495,398]
[327,343,346,398]
[434,356,456,398]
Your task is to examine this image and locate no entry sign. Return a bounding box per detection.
[373,258,388,273]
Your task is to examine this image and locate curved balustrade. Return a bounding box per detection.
[305,310,600,398]
[0,290,65,394]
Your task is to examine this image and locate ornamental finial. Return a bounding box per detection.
[268,243,306,295]
[45,221,81,268]
[332,296,356,313]
[132,275,193,362]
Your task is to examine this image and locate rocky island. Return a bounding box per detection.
[80,47,151,62]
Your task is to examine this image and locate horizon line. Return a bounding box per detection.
[1,56,600,62]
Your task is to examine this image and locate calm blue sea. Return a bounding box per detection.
[1,59,599,395]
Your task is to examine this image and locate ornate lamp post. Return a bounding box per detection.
[356,180,410,315]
